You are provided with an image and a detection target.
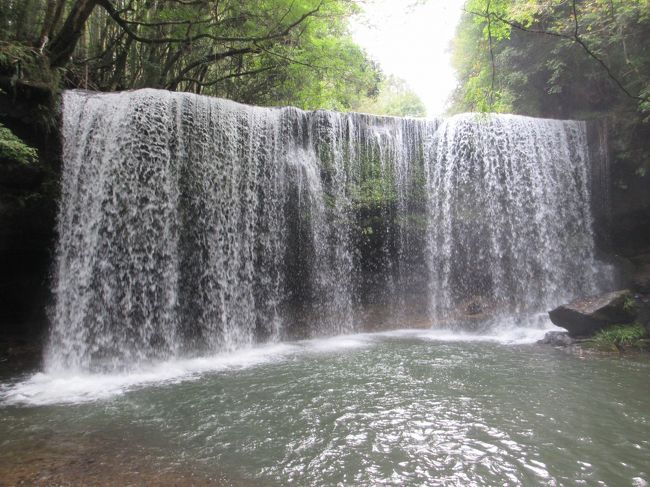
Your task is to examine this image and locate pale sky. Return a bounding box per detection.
[351,0,465,116]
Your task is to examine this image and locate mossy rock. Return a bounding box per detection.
[0,42,60,130]
[549,289,637,337]
[0,122,38,165]
[0,42,58,92]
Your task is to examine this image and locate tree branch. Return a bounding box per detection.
[165,47,258,89]
[48,0,100,68]
[486,0,496,107]
[464,6,649,104]
[97,0,322,45]
[177,64,280,88]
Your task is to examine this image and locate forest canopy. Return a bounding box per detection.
[449,0,650,120]
[0,0,395,111]
[353,75,427,117]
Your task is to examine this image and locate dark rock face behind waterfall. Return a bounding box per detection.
[43,89,612,371]
[0,90,60,363]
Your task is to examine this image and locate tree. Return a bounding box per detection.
[450,0,650,118]
[0,0,381,110]
[353,75,427,117]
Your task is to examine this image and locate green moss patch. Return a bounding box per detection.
[0,42,57,88]
[0,122,38,165]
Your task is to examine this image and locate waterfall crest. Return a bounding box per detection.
[47,89,608,371]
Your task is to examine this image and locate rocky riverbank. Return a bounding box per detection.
[541,251,650,352]
[0,429,248,487]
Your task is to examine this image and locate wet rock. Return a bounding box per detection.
[632,266,650,294]
[548,289,636,337]
[538,331,574,346]
[464,298,484,316]
[625,252,650,292]
[635,294,650,334]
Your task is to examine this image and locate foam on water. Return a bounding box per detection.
[2,343,295,406]
[2,335,380,406]
[379,313,560,345]
[2,324,554,406]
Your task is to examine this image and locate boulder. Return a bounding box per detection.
[549,289,636,337]
[538,331,574,347]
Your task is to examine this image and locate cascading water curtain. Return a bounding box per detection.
[48,90,610,371]
[425,113,608,323]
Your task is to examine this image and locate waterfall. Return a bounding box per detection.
[425,114,604,325]
[47,89,608,371]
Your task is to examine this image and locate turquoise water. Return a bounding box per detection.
[1,329,649,486]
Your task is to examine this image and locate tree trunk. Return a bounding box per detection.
[48,0,100,68]
[48,0,67,40]
[39,0,58,48]
[109,36,134,90]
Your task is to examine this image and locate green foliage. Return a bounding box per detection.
[0,42,56,88]
[351,175,398,209]
[641,85,650,121]
[353,75,427,117]
[0,122,38,164]
[623,295,637,314]
[448,10,515,113]
[467,0,512,41]
[0,41,60,129]
[0,0,381,111]
[591,323,647,351]
[450,0,650,118]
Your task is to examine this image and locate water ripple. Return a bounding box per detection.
[1,336,649,486]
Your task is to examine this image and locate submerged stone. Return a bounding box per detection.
[548,289,635,337]
[538,331,574,346]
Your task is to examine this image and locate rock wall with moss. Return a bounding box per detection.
[0,44,60,343]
